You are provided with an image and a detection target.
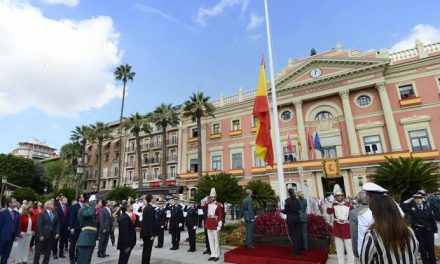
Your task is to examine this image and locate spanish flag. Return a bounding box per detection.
[253,56,274,167]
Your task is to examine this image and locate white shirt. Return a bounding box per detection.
[26,216,32,234]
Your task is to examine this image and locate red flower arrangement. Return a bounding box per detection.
[255,211,332,238]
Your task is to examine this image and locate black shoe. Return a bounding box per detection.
[53,256,58,259]
[187,249,195,252]
[169,247,176,250]
[213,258,219,262]
[154,245,162,248]
[203,250,211,254]
[59,254,66,258]
[98,254,105,258]
[208,257,215,261]
[104,254,110,257]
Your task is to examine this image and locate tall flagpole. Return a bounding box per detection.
[263,0,287,208]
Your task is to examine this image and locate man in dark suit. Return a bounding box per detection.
[0,197,20,264]
[185,199,199,252]
[69,194,84,264]
[33,199,60,264]
[117,202,136,264]
[241,189,255,249]
[98,200,113,258]
[53,196,69,259]
[141,194,156,264]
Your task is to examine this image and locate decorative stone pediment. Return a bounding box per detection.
[276,57,390,92]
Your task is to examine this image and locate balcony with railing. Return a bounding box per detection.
[150,158,161,164]
[141,144,149,150]
[167,138,178,145]
[125,161,135,168]
[150,141,162,149]
[168,172,177,179]
[125,146,136,152]
[167,155,178,162]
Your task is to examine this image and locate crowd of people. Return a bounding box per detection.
[0,187,229,264]
[280,182,439,264]
[0,183,438,264]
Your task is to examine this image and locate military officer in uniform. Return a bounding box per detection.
[402,192,438,264]
[168,195,184,250]
[154,200,166,248]
[184,199,199,252]
[76,194,97,264]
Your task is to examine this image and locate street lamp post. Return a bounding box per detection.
[75,157,84,198]
[44,186,47,195]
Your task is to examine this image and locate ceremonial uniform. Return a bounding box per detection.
[76,198,97,264]
[203,188,224,261]
[169,197,184,250]
[185,201,199,252]
[403,193,437,264]
[327,192,354,264]
[154,205,166,248]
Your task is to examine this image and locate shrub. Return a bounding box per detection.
[107,185,136,201]
[308,214,332,238]
[225,225,246,246]
[13,187,38,202]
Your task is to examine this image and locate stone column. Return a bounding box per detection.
[376,83,402,151]
[294,100,309,160]
[339,89,360,155]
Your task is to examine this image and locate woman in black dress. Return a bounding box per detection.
[282,188,303,256]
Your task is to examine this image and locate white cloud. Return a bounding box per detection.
[0,0,122,117]
[391,24,440,51]
[40,0,79,7]
[247,13,264,31]
[195,0,248,27]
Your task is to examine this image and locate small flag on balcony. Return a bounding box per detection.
[253,55,274,167]
[287,134,293,154]
[314,131,323,154]
[307,129,314,151]
[297,136,302,160]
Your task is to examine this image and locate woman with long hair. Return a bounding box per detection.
[360,195,418,263]
[16,205,36,263]
[282,188,303,256]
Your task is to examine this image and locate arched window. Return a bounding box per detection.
[315,111,333,121]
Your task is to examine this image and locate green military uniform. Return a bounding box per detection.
[76,200,96,264]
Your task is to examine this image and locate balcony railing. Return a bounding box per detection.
[150,158,161,164]
[167,155,178,162]
[150,142,162,149]
[141,144,149,150]
[168,173,177,179]
[125,146,136,152]
[125,162,135,167]
[167,139,178,145]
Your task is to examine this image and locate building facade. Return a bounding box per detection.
[11,140,57,160]
[178,40,440,199]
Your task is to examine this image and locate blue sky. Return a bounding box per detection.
[1,0,440,154]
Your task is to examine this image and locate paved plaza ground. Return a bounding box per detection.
[11,222,440,263]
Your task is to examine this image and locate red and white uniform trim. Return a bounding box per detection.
[204,201,224,230]
[327,201,353,239]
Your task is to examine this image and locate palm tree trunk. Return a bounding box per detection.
[118,81,127,186]
[197,118,202,180]
[97,140,103,192]
[161,124,167,186]
[135,133,142,188]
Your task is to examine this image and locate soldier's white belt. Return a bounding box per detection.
[82,226,97,231]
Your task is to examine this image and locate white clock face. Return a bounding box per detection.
[310,68,322,78]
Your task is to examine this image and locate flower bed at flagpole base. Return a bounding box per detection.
[254,211,333,250]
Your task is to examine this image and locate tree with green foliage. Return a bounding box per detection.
[115,64,136,186]
[42,159,64,189]
[149,104,179,186]
[13,187,38,202]
[371,156,440,202]
[244,180,277,210]
[88,122,113,191]
[182,92,215,180]
[70,125,92,196]
[194,172,245,204]
[107,185,136,201]
[122,113,151,188]
[0,154,35,188]
[54,187,76,203]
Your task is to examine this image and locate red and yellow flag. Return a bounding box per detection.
[253,56,274,167]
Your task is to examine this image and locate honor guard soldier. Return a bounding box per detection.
[168,195,184,250]
[327,190,354,264]
[202,188,224,262]
[154,200,166,248]
[402,191,438,264]
[185,198,199,252]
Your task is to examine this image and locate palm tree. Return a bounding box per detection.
[122,113,151,188]
[371,156,440,202]
[182,92,215,180]
[59,143,81,189]
[244,180,277,210]
[70,125,91,196]
[88,122,113,192]
[149,104,180,186]
[114,64,136,185]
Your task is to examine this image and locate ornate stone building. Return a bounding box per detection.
[178,40,440,199]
